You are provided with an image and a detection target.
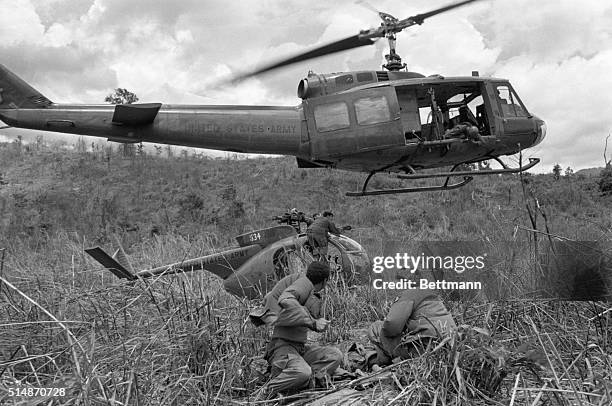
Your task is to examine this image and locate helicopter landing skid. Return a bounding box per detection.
[345,157,540,197]
[346,171,473,197]
[397,157,540,180]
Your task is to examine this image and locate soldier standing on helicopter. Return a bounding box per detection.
[306,211,342,260]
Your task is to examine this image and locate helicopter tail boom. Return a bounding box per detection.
[0,64,304,156]
[0,64,53,110]
[86,245,262,280]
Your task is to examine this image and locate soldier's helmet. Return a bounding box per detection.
[290,208,298,214]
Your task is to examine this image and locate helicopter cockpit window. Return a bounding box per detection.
[354,95,391,125]
[356,72,374,82]
[495,85,528,117]
[332,235,362,252]
[314,102,350,132]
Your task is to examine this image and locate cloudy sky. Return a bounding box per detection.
[1,0,612,171]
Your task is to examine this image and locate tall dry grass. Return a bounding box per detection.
[1,234,610,405]
[0,142,611,404]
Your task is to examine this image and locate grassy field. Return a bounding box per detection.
[0,139,611,405]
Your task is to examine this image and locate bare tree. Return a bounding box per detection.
[604,133,611,168]
[600,133,612,194]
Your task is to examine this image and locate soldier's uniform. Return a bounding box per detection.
[306,216,341,258]
[263,276,343,394]
[249,273,301,326]
[368,289,456,365]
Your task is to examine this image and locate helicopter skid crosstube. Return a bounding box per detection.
[346,174,473,197]
[346,157,540,197]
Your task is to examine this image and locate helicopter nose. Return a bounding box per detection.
[533,118,546,147]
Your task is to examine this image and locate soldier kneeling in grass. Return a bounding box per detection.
[251,261,343,396]
[368,279,456,367]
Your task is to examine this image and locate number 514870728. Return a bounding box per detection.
[8,387,66,397]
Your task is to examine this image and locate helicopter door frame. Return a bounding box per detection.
[303,86,404,160]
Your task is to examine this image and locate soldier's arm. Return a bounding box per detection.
[328,221,342,235]
[304,293,323,319]
[276,283,317,329]
[300,214,314,226]
[381,298,414,337]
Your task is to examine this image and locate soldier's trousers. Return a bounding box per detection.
[265,338,343,395]
[306,232,328,258]
[367,321,433,366]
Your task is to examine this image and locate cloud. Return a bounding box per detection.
[2,0,612,171]
[0,0,44,45]
[473,0,612,64]
[498,51,612,169]
[464,0,612,170]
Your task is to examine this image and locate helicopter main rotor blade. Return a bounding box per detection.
[396,0,480,29]
[227,0,480,84]
[231,35,375,83]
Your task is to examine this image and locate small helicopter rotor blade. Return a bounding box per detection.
[355,0,400,26]
[230,35,375,84]
[398,0,480,29]
[355,0,380,14]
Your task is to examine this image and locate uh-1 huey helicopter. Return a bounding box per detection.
[0,0,545,196]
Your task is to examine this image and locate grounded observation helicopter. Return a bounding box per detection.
[85,224,370,299]
[0,0,545,196]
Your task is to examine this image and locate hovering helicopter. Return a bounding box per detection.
[0,0,544,196]
[85,224,370,299]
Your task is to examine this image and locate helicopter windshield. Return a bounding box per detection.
[494,84,529,117]
[331,234,364,252]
